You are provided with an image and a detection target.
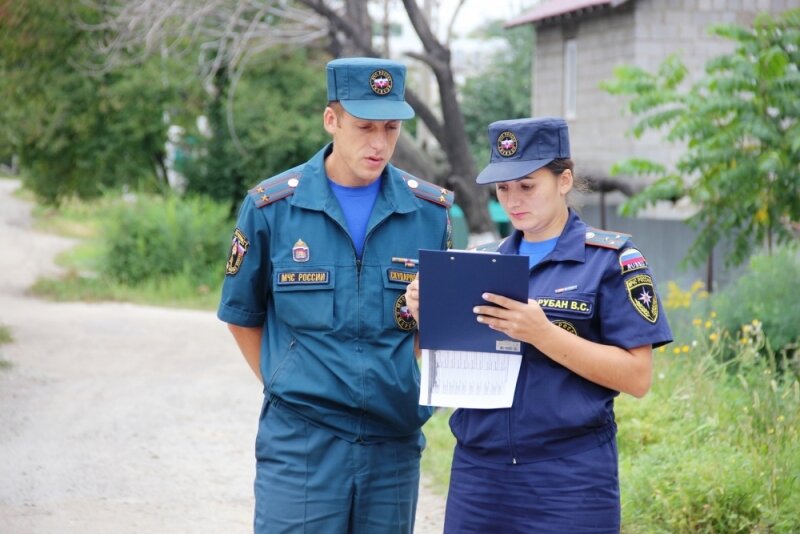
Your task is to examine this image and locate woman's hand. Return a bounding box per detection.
[404,276,420,324]
[473,293,551,345]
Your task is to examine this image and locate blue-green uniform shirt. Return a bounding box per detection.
[218,144,452,443]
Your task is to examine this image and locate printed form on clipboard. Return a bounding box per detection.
[417,248,529,409]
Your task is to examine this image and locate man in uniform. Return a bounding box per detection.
[218,57,453,534]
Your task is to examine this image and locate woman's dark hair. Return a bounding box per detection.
[545,158,590,206]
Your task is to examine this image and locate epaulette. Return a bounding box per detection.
[402,175,453,208]
[248,172,301,208]
[585,227,631,250]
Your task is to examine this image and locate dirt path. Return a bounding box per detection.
[0,178,445,533]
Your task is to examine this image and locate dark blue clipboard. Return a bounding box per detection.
[418,249,529,354]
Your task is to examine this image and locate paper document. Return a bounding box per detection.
[420,349,522,408]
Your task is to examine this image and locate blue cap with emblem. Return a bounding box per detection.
[476,117,571,185]
[326,57,415,121]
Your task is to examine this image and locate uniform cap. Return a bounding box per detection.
[326,57,415,120]
[476,117,571,184]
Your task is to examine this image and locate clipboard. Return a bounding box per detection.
[418,249,529,354]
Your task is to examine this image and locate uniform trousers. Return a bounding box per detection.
[254,397,423,534]
[444,439,620,534]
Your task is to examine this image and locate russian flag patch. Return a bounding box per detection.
[619,248,647,274]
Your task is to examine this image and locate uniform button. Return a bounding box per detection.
[287,178,299,188]
[407,179,419,189]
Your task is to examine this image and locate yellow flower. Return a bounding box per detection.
[682,345,690,353]
[755,207,768,224]
[693,318,702,326]
[710,311,717,318]
[658,346,666,353]
[705,321,712,329]
[709,333,718,342]
[673,347,681,355]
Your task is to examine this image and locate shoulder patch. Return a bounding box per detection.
[585,227,631,250]
[248,172,301,208]
[402,175,454,208]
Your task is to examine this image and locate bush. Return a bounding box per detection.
[711,245,800,367]
[102,194,231,286]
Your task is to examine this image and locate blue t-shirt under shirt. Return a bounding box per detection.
[518,236,559,269]
[328,177,382,259]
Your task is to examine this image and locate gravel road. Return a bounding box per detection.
[0,178,445,533]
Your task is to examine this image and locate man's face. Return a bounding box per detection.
[323,105,402,186]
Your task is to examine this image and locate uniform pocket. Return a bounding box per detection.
[272,266,335,330]
[382,267,417,331]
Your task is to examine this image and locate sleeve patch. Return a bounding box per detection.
[225,228,249,275]
[619,247,648,274]
[625,274,659,323]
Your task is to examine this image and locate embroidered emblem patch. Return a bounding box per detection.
[625,274,659,323]
[225,228,249,275]
[370,70,393,95]
[277,271,330,285]
[292,239,309,262]
[387,269,416,284]
[619,248,648,274]
[552,320,577,335]
[497,131,518,157]
[394,294,416,331]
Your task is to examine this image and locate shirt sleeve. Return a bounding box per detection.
[217,197,270,327]
[597,241,673,350]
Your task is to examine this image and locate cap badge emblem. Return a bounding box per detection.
[497,131,518,157]
[292,239,310,262]
[370,69,393,95]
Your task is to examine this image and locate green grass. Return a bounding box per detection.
[421,409,456,494]
[26,193,225,310]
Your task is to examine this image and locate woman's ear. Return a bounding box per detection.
[559,169,574,195]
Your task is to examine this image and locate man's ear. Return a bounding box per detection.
[323,106,338,135]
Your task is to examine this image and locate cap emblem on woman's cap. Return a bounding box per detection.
[497,131,519,157]
[370,70,393,95]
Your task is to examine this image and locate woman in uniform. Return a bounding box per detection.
[406,117,673,533]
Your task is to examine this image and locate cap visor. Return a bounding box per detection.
[475,159,554,184]
[341,100,415,120]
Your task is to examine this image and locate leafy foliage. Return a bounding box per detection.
[103,195,231,287]
[182,48,329,208]
[0,0,196,205]
[602,10,800,267]
[460,22,534,168]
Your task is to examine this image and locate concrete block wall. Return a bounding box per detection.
[532,0,796,192]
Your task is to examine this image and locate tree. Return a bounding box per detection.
[82,0,496,236]
[460,20,533,169]
[0,0,193,204]
[602,9,800,267]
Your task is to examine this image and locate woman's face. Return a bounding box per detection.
[495,166,573,240]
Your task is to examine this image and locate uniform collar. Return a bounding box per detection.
[497,209,587,263]
[290,143,420,215]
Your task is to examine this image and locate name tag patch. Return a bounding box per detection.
[536,297,593,315]
[386,269,416,284]
[277,270,330,285]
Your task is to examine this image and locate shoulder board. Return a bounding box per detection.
[402,175,454,208]
[248,172,301,208]
[585,227,631,250]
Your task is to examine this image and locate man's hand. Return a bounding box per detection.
[404,275,420,325]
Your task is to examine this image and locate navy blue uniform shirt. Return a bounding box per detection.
[450,209,673,464]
